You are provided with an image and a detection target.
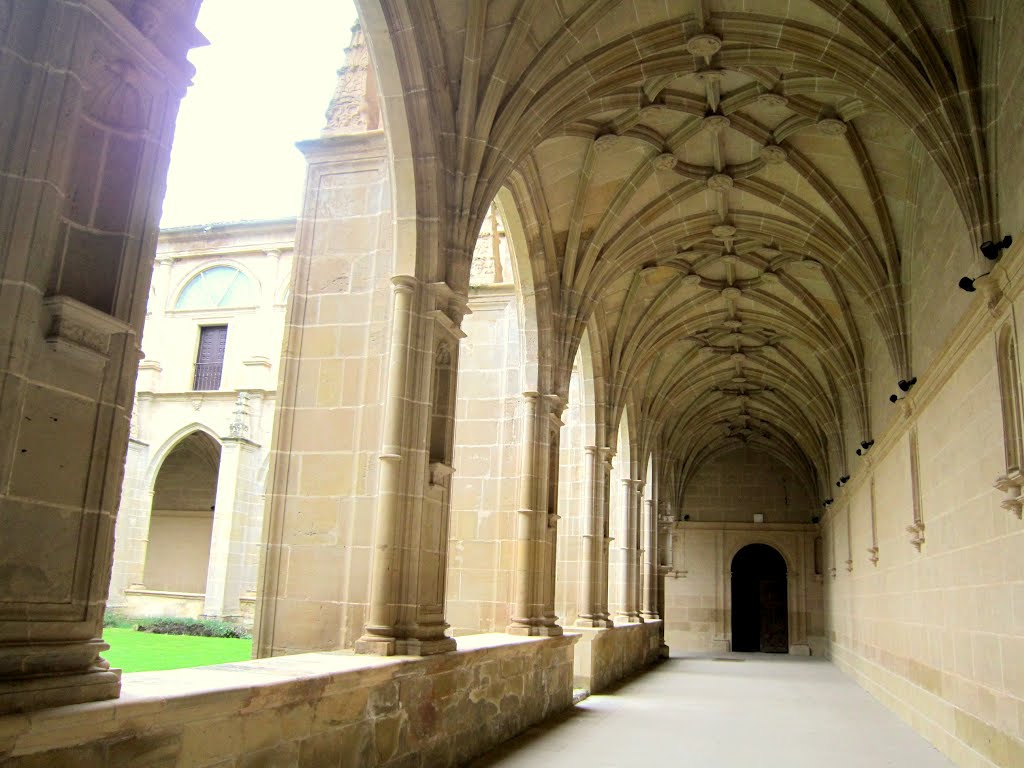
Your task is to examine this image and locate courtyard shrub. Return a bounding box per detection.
[102,612,251,639]
[135,617,251,639]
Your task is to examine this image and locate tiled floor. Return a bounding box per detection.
[470,653,956,767]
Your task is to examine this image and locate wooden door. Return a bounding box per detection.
[193,325,227,390]
[759,578,788,652]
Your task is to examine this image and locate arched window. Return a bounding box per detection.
[176,266,258,310]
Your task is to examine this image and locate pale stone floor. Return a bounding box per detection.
[469,653,956,767]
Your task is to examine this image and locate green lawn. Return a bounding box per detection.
[103,628,252,673]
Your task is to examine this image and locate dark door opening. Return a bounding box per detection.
[731,543,788,653]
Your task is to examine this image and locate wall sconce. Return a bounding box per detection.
[891,377,917,402]
[856,439,875,456]
[980,235,1013,261]
[959,273,990,292]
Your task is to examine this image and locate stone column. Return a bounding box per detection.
[509,394,562,635]
[203,435,259,619]
[598,449,614,623]
[540,400,564,631]
[641,495,659,619]
[356,277,464,656]
[615,479,642,622]
[575,447,613,627]
[107,438,152,610]
[0,0,201,714]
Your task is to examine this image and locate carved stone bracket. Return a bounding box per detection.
[906,522,925,551]
[428,461,454,488]
[43,296,132,363]
[994,471,1023,519]
[228,392,251,438]
[867,546,879,566]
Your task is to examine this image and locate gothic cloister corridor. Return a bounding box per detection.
[2,0,1024,765]
[472,654,956,768]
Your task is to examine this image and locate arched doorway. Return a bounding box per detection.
[142,432,221,595]
[731,544,788,653]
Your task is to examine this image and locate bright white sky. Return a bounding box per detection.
[160,0,358,227]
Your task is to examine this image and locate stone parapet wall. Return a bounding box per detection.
[571,621,662,693]
[0,634,577,767]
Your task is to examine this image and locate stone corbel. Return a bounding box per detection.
[547,512,560,529]
[972,271,1007,316]
[428,461,454,488]
[845,559,853,573]
[543,393,565,425]
[994,471,1023,519]
[42,296,132,364]
[906,522,925,551]
[428,281,471,328]
[867,546,879,566]
[897,396,914,419]
[828,566,837,579]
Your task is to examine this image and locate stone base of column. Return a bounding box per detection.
[614,612,644,624]
[788,643,811,656]
[640,610,660,621]
[355,634,457,656]
[659,643,671,658]
[0,667,121,716]
[506,621,563,637]
[711,638,731,653]
[573,616,614,629]
[0,639,123,715]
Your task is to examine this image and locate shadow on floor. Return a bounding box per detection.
[466,705,598,766]
[467,659,675,766]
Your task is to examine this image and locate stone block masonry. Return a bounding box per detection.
[0,634,578,767]
[571,621,663,693]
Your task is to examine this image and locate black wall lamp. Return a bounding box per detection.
[835,475,850,488]
[890,377,917,402]
[959,273,989,292]
[822,498,833,507]
[981,235,1013,261]
[856,439,875,456]
[960,235,1013,291]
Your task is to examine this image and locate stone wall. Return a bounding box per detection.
[821,244,1024,768]
[571,621,663,693]
[446,284,522,635]
[680,447,817,524]
[255,131,394,655]
[0,634,577,767]
[663,522,823,655]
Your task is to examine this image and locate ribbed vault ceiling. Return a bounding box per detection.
[373,0,999,502]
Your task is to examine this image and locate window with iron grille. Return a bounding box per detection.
[193,325,227,391]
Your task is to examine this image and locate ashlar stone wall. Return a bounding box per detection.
[255,131,394,655]
[663,522,823,655]
[447,283,523,635]
[681,447,817,524]
[821,244,1024,768]
[0,634,577,767]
